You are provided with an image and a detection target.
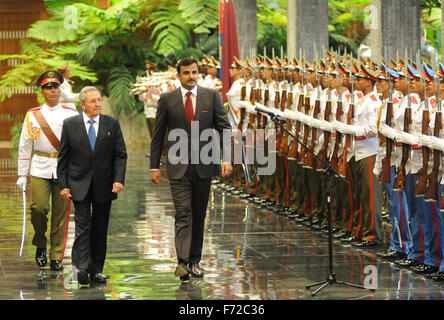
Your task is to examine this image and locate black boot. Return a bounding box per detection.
[35,248,47,268]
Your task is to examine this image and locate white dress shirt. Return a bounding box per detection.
[180,85,197,114]
[83,111,100,137]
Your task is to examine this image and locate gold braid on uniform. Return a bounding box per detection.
[26,112,39,140]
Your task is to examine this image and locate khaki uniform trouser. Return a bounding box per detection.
[348,155,382,243]
[30,176,69,260]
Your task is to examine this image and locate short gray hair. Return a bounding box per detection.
[79,86,100,102]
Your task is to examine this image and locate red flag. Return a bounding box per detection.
[220,0,239,103]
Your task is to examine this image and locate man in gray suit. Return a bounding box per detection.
[150,58,232,281]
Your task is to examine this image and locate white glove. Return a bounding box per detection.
[320,120,333,132]
[333,120,355,135]
[283,109,297,120]
[418,134,432,147]
[16,176,27,192]
[429,136,444,151]
[395,131,418,146]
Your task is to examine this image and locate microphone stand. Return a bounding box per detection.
[256,107,375,297]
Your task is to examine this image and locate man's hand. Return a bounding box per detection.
[221,162,232,177]
[150,170,161,184]
[60,188,72,199]
[112,182,124,193]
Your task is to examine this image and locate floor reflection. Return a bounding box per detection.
[0,147,444,300]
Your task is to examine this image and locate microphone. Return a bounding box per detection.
[255,105,278,118]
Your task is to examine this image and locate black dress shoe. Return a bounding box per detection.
[412,264,439,274]
[188,263,204,278]
[50,260,63,271]
[175,262,189,279]
[77,269,90,285]
[431,271,444,282]
[340,236,360,244]
[376,250,406,261]
[394,258,421,269]
[353,240,379,248]
[35,248,47,267]
[333,231,349,239]
[90,273,107,283]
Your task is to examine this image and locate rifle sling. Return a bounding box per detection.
[32,109,60,151]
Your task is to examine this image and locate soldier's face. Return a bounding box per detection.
[81,90,102,119]
[395,76,407,94]
[41,85,60,107]
[376,79,389,95]
[178,63,199,90]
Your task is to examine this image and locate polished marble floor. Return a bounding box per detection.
[1,147,444,301]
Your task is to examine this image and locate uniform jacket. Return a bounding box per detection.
[18,103,78,179]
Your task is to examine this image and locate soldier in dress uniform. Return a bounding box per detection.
[16,70,78,270]
[57,62,79,110]
[335,62,382,247]
[374,63,410,260]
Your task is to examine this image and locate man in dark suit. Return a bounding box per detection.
[150,58,232,281]
[57,86,127,285]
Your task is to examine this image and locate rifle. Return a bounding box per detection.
[317,51,333,171]
[415,61,430,195]
[330,50,344,171]
[288,56,304,159]
[297,61,313,164]
[303,54,322,169]
[393,50,412,191]
[237,61,248,135]
[380,47,395,183]
[246,52,257,148]
[273,54,282,152]
[337,52,355,178]
[279,57,291,155]
[425,57,441,202]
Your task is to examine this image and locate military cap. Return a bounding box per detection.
[437,62,444,79]
[274,57,282,69]
[328,61,338,75]
[377,63,399,81]
[421,62,435,82]
[291,57,299,70]
[145,60,157,70]
[336,61,349,76]
[201,54,210,66]
[244,58,251,70]
[264,56,274,68]
[355,62,378,81]
[36,70,64,88]
[318,59,326,74]
[406,63,420,79]
[231,57,242,69]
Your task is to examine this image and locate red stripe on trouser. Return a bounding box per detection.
[266,188,271,200]
[417,218,424,262]
[412,174,424,262]
[431,203,441,267]
[367,157,376,242]
[61,199,71,262]
[398,192,406,252]
[253,176,258,195]
[284,157,289,207]
[347,164,353,232]
[355,203,362,238]
[310,195,314,218]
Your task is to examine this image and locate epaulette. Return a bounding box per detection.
[411,96,418,104]
[29,106,42,112]
[370,94,377,101]
[393,97,399,104]
[356,92,363,99]
[62,105,77,112]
